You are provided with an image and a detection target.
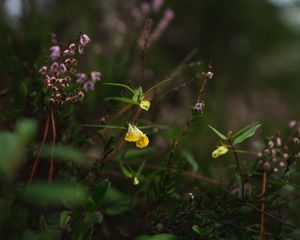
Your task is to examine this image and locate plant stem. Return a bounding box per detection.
[28,113,50,185]
[48,107,56,183]
[228,138,244,199]
[260,171,267,240]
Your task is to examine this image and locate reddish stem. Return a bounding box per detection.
[48,107,56,183]
[260,171,267,240]
[27,114,50,185]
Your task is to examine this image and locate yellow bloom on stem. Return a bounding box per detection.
[136,134,149,148]
[212,145,228,158]
[132,176,140,186]
[125,124,141,142]
[139,100,150,111]
[125,123,149,148]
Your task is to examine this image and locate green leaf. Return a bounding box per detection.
[103,82,135,94]
[145,78,172,95]
[122,147,156,159]
[120,162,133,178]
[82,124,126,129]
[192,225,201,235]
[180,149,198,172]
[105,97,138,105]
[135,233,178,240]
[207,125,227,140]
[92,179,111,205]
[59,211,71,229]
[232,122,261,145]
[90,211,103,224]
[24,182,87,207]
[0,133,20,176]
[41,144,85,164]
[16,118,36,144]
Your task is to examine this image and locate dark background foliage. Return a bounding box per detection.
[0,0,300,239]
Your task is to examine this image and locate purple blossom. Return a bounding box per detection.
[90,71,101,82]
[151,8,175,42]
[50,62,59,73]
[78,44,84,54]
[39,66,47,75]
[76,73,87,83]
[77,91,85,100]
[194,101,205,111]
[80,34,91,47]
[83,81,95,91]
[59,63,67,74]
[63,49,70,57]
[68,43,76,51]
[141,3,150,14]
[152,0,164,12]
[49,45,61,61]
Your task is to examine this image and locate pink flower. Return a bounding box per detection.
[63,49,70,57]
[141,3,150,14]
[39,66,47,75]
[78,44,84,54]
[80,34,91,47]
[152,0,164,12]
[76,73,87,83]
[90,71,101,82]
[83,81,95,91]
[49,45,61,61]
[59,64,67,74]
[151,8,175,42]
[50,62,59,73]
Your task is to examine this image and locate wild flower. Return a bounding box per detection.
[49,45,60,61]
[39,33,101,104]
[193,101,205,111]
[125,123,149,148]
[79,33,91,47]
[139,100,150,111]
[90,71,101,82]
[151,8,175,42]
[212,145,228,158]
[152,0,164,12]
[132,176,140,185]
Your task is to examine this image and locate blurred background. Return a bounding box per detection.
[1,0,300,171]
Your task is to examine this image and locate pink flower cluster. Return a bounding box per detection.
[76,71,101,91]
[150,8,175,42]
[131,0,165,22]
[39,33,101,105]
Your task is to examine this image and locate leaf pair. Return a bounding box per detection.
[208,122,261,146]
[104,78,171,105]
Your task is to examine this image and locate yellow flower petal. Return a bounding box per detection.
[136,134,149,148]
[212,146,228,158]
[133,176,139,185]
[139,100,150,111]
[125,124,140,142]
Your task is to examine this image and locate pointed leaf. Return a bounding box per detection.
[207,125,227,140]
[83,124,126,129]
[232,122,261,145]
[103,82,135,94]
[105,97,138,105]
[145,78,171,95]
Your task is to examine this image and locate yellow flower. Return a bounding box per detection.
[125,123,142,142]
[136,134,149,148]
[132,176,139,185]
[212,145,228,158]
[139,100,150,111]
[125,123,149,148]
